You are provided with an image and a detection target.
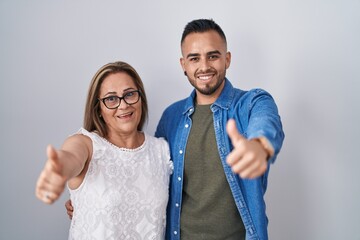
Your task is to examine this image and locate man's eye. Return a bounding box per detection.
[209,55,219,60]
[189,57,199,62]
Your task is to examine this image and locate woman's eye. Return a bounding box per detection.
[125,92,135,97]
[106,96,117,102]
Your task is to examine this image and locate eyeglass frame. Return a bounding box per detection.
[98,90,141,109]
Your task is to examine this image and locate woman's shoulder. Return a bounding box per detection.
[145,133,168,146]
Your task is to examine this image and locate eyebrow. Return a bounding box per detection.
[103,91,117,97]
[186,53,200,59]
[103,88,136,97]
[186,50,221,59]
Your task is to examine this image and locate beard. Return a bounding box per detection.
[188,68,226,95]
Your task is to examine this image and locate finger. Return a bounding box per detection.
[234,154,267,179]
[65,199,73,211]
[36,179,64,203]
[47,145,64,174]
[35,171,49,200]
[248,164,267,179]
[42,191,54,204]
[47,144,59,165]
[47,144,58,159]
[229,153,253,175]
[226,119,246,147]
[37,162,66,191]
[42,187,63,204]
[35,167,66,205]
[35,183,43,201]
[65,200,73,219]
[236,156,263,178]
[226,148,244,166]
[67,209,73,219]
[35,185,56,204]
[241,161,267,179]
[39,178,65,196]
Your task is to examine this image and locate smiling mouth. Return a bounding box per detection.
[197,74,214,81]
[117,112,133,119]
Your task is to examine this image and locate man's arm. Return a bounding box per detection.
[226,119,270,179]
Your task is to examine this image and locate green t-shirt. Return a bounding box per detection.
[180,104,245,240]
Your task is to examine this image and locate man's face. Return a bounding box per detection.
[180,30,231,104]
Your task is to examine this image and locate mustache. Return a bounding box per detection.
[195,68,216,75]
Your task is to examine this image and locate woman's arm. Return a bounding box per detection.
[35,134,91,204]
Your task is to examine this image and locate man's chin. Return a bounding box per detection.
[196,87,216,95]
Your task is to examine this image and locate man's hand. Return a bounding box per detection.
[35,145,67,204]
[65,199,73,219]
[226,119,268,179]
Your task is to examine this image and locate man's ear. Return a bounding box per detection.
[225,51,231,69]
[180,57,186,74]
[180,57,185,70]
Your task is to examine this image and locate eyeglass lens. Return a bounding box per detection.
[103,91,140,109]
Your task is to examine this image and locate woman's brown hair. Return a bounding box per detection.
[83,61,148,137]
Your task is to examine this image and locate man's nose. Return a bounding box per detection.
[199,59,211,72]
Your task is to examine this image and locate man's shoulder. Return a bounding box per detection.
[163,97,189,114]
[232,87,273,100]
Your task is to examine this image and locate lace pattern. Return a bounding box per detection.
[68,128,172,240]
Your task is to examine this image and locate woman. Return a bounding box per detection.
[35,61,173,239]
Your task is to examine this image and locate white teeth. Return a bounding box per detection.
[198,75,212,80]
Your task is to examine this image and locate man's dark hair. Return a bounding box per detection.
[181,19,227,45]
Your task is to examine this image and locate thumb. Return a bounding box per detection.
[46,144,61,171]
[226,119,245,145]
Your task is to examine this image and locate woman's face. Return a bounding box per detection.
[98,72,142,137]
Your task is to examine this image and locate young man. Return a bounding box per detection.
[155,19,284,239]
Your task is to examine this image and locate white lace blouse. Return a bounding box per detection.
[68,128,173,240]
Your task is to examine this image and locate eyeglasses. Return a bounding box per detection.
[99,90,141,109]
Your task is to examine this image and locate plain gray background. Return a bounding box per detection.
[1,0,359,239]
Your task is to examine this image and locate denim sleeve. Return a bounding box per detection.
[246,89,285,164]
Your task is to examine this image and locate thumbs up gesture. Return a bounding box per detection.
[35,145,67,204]
[226,119,269,179]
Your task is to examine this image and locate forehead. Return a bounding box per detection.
[181,30,227,55]
[100,72,136,93]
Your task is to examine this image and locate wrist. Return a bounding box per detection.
[253,136,274,160]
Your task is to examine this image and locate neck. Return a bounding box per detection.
[196,95,217,105]
[106,131,144,149]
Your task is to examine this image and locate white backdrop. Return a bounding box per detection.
[1,1,359,239]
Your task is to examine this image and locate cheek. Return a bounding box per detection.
[184,66,197,78]
[136,103,143,121]
[99,106,106,117]
[183,61,195,71]
[99,107,113,122]
[137,104,143,116]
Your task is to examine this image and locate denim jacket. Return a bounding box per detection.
[155,79,284,240]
